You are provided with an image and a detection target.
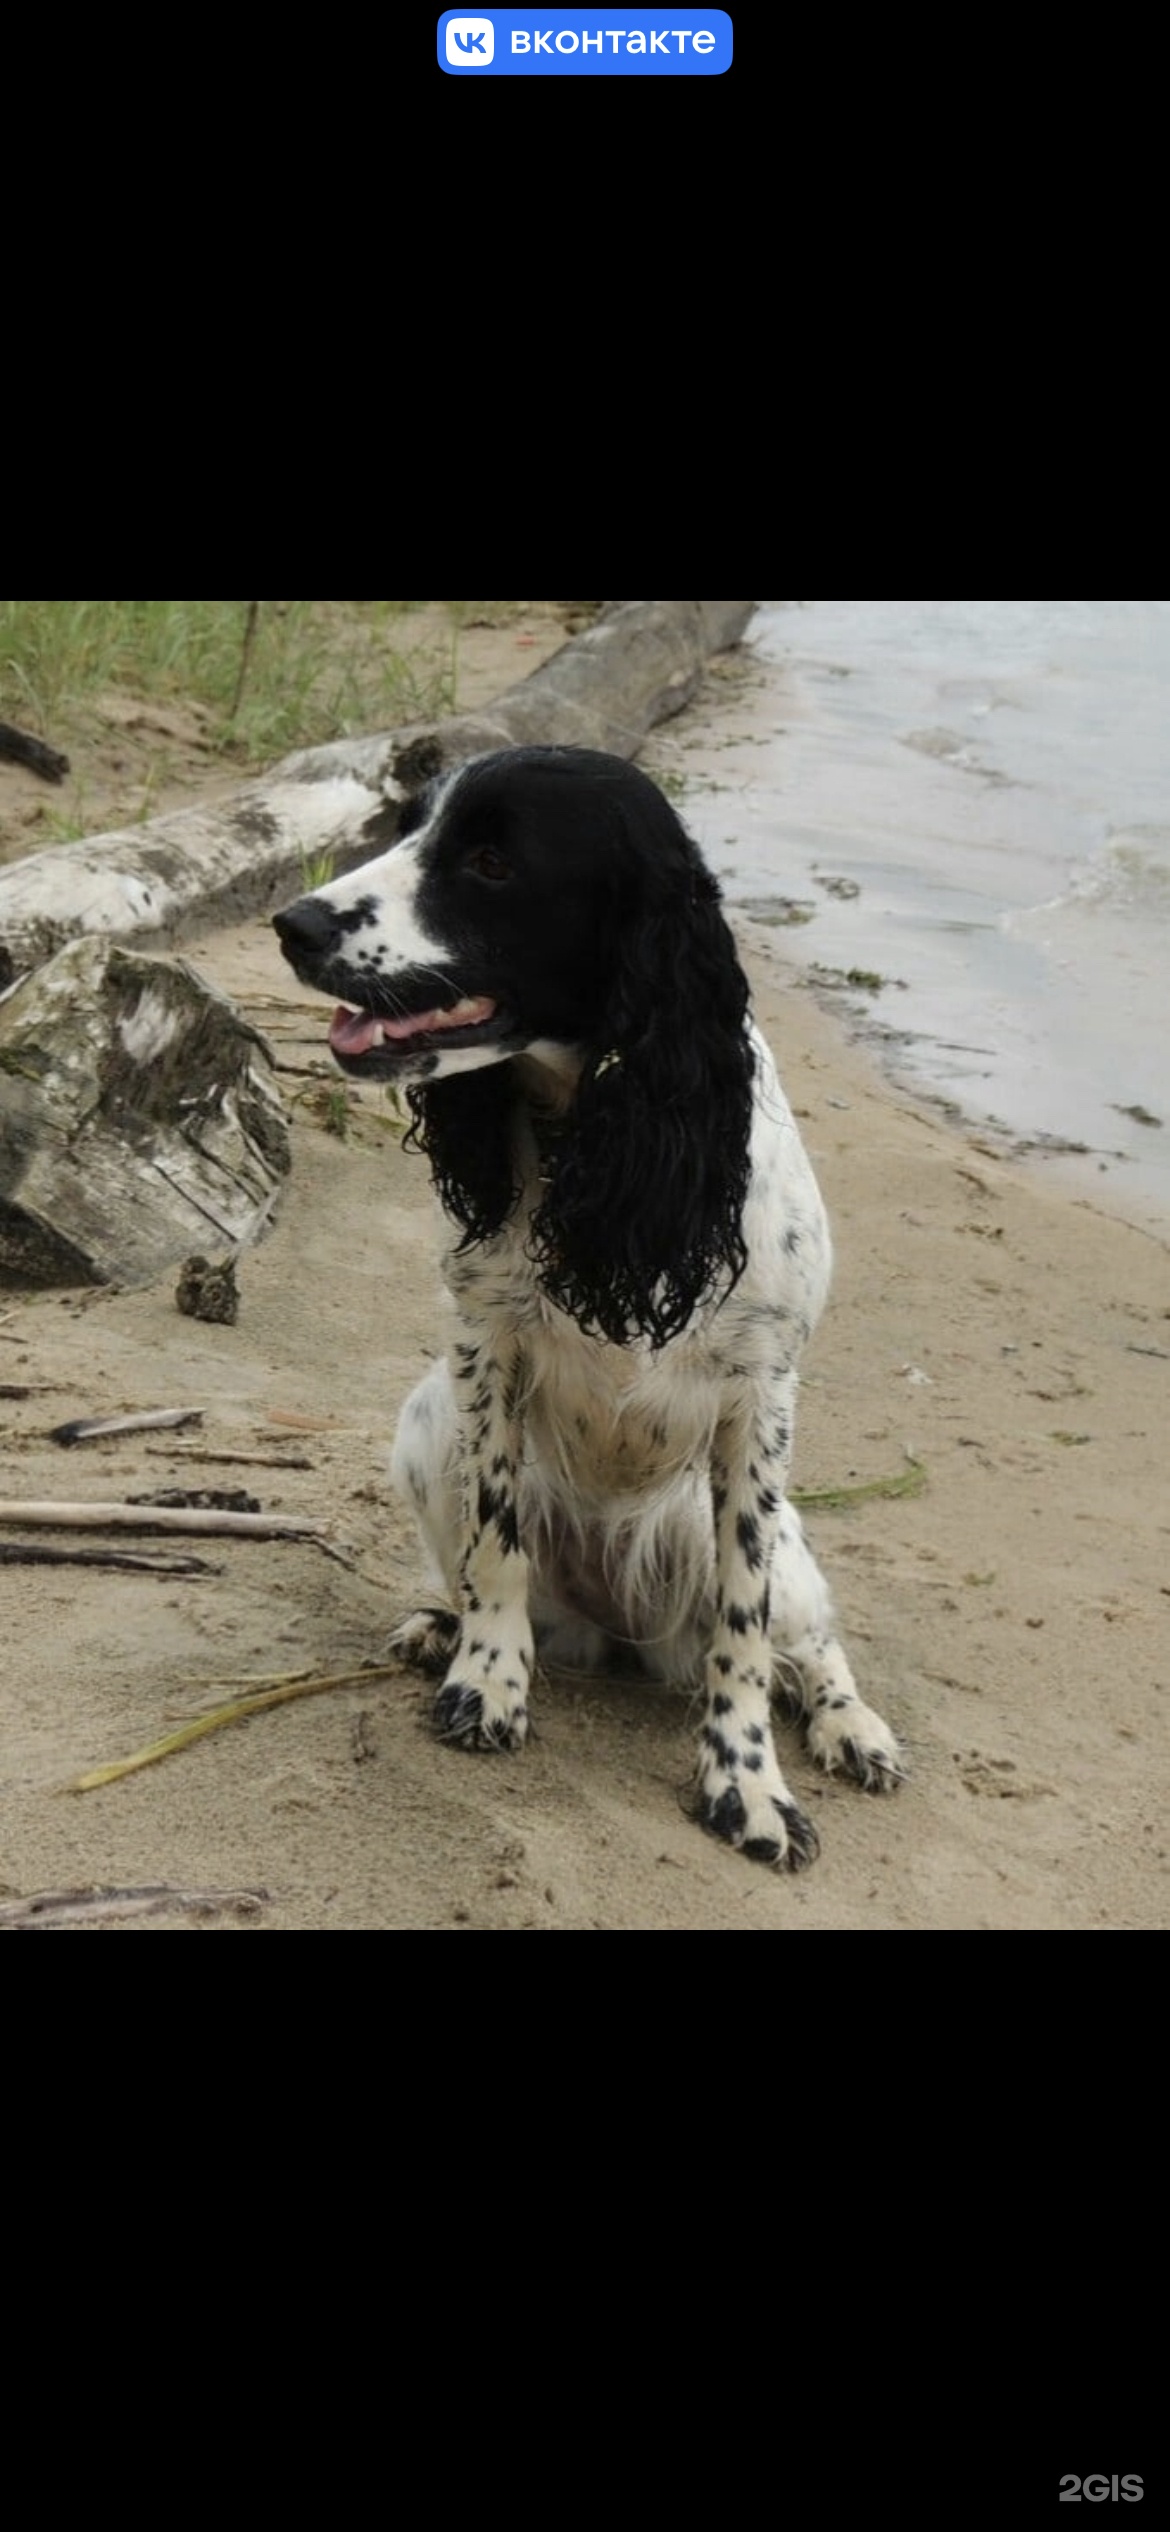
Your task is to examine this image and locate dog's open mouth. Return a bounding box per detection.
[328,995,503,1069]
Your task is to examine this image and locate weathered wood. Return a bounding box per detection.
[0,1541,219,1575]
[0,1500,323,1537]
[0,602,754,968]
[50,1407,203,1446]
[0,1884,267,1928]
[0,939,289,1285]
[275,600,756,786]
[0,775,393,972]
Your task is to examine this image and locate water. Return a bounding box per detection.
[684,601,1170,1226]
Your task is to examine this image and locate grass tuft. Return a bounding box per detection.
[0,600,456,766]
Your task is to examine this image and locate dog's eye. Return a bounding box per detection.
[465,847,512,886]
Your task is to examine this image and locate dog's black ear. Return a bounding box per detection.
[404,1070,519,1247]
[531,814,755,1348]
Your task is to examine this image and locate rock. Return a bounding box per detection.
[0,940,289,1286]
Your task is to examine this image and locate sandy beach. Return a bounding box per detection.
[2,634,1168,1929]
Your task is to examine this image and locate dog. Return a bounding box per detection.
[274,744,903,1869]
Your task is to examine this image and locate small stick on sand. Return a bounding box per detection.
[48,1407,204,1447]
[143,1446,315,1470]
[0,1541,219,1575]
[0,1883,267,1929]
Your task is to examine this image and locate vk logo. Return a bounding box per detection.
[445,13,495,60]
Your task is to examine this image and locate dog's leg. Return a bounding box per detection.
[425,1331,534,1753]
[787,1626,905,1790]
[767,1506,904,1790]
[695,1381,821,1870]
[388,1367,464,1671]
[769,1488,906,1792]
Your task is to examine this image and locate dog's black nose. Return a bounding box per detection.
[272,896,341,956]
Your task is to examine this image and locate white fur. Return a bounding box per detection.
[391,1023,904,1870]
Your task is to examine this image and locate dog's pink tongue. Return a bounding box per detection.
[330,1006,383,1056]
[329,997,496,1055]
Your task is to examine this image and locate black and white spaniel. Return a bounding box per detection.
[274,745,903,1869]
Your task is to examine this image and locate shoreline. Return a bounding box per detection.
[645,605,1170,1236]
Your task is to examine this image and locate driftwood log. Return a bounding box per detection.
[0,1501,323,1538]
[0,603,754,973]
[0,939,288,1284]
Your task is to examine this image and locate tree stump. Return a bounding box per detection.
[0,939,289,1285]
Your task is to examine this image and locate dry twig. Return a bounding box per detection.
[0,1541,219,1575]
[49,1407,203,1447]
[0,1883,267,1929]
[69,1663,400,1791]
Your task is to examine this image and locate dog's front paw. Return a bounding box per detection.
[694,1734,820,1871]
[388,1605,462,1677]
[433,1675,529,1754]
[807,1698,906,1793]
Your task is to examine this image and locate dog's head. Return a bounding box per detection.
[273,745,671,1087]
[274,744,756,1346]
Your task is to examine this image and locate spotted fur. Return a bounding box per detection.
[274,746,904,1869]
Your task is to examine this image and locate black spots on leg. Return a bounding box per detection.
[735,1508,765,1572]
[711,1692,733,1717]
[723,1589,770,1637]
[744,1722,765,1746]
[474,1478,520,1555]
[460,1630,498,1671]
[702,1725,737,1771]
[712,1653,733,1677]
